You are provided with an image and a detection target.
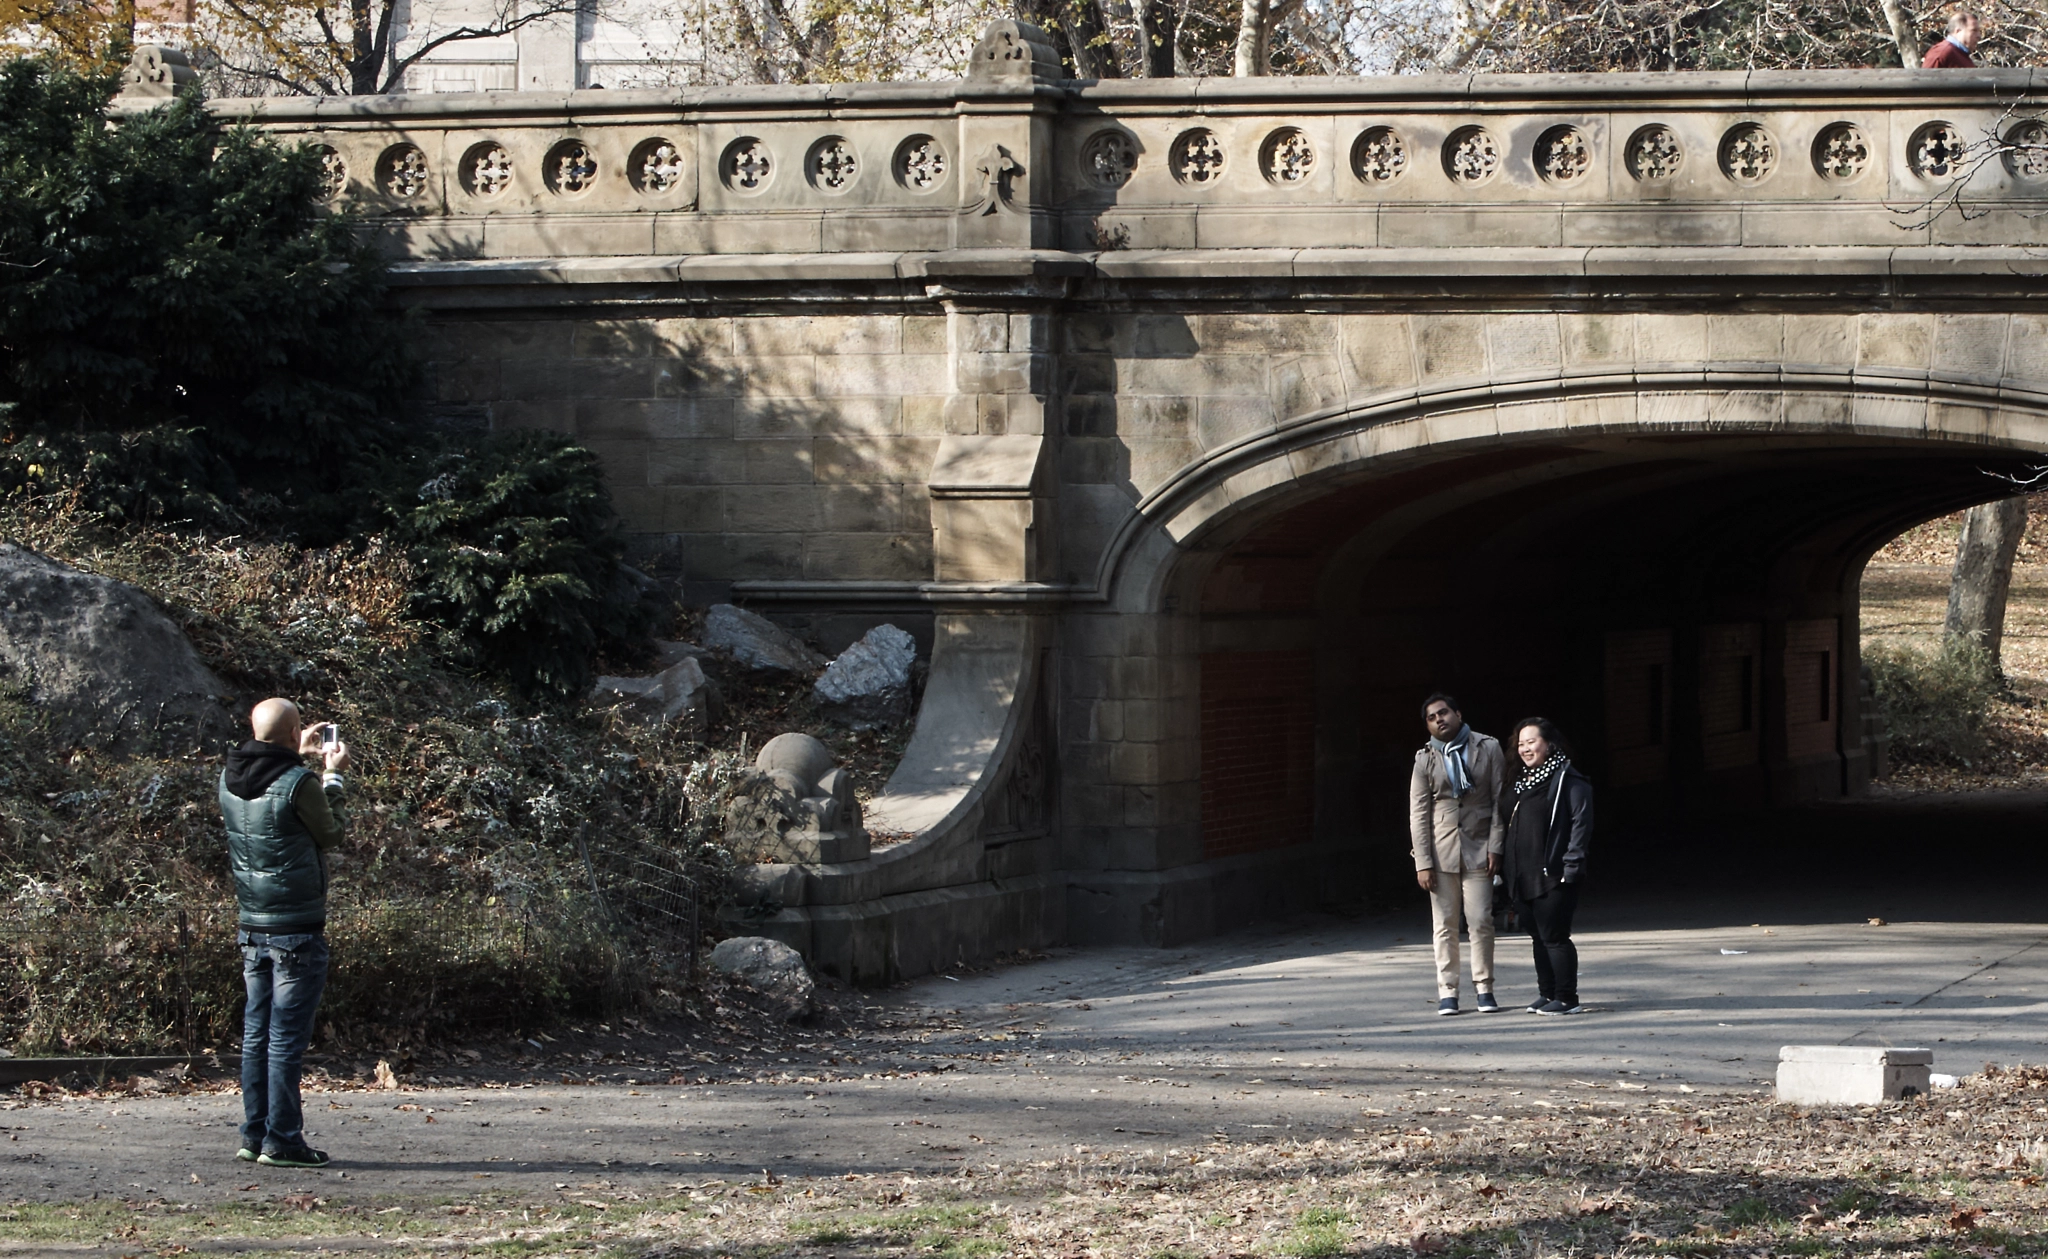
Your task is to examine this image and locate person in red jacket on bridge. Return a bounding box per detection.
[1924,10,1981,67]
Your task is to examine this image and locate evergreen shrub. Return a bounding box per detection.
[1865,637,2001,765]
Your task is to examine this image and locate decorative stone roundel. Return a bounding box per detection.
[377,143,429,199]
[461,142,514,197]
[545,139,599,195]
[807,136,859,192]
[1909,121,1967,179]
[1718,123,1777,184]
[1170,128,1225,185]
[2005,120,2048,180]
[1535,125,1591,183]
[1443,126,1500,185]
[311,144,347,201]
[630,137,685,194]
[1351,126,1407,183]
[720,137,774,193]
[894,135,948,192]
[1625,125,1683,181]
[1811,122,1871,181]
[1261,127,1315,184]
[1082,129,1138,189]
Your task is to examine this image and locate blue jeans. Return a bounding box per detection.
[239,930,329,1154]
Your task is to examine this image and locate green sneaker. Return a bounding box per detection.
[257,1144,330,1169]
[236,1147,258,1162]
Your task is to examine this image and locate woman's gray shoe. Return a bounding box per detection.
[257,1144,330,1168]
[1525,997,1550,1013]
[1537,1000,1583,1016]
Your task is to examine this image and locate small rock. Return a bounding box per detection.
[707,936,816,1022]
[650,639,707,669]
[591,657,719,733]
[814,624,917,729]
[702,604,827,675]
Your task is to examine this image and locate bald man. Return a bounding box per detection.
[222,698,349,1169]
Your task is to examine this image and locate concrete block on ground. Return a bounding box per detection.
[1776,1045,1933,1105]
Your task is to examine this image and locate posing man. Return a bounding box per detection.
[1409,693,1506,1015]
[222,698,349,1168]
[1923,9,1980,66]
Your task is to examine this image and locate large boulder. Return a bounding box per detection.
[0,545,234,754]
[702,604,826,675]
[707,935,815,1022]
[813,624,917,729]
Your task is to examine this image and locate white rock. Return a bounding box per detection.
[707,935,816,1021]
[590,656,716,730]
[814,624,917,728]
[702,604,827,674]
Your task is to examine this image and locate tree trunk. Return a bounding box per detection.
[1140,0,1176,76]
[1945,497,2029,665]
[1234,0,1268,74]
[1879,0,1918,67]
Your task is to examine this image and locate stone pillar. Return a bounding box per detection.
[924,271,1079,584]
[954,21,1061,251]
[516,11,577,91]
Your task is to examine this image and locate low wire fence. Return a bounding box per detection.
[1,845,703,1058]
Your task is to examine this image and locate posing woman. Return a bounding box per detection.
[1503,717,1593,1015]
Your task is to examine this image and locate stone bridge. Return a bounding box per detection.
[198,24,2048,980]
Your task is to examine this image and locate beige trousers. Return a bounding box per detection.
[1427,869,1496,998]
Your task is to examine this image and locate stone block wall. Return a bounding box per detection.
[417,312,951,602]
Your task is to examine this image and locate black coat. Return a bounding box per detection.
[1503,762,1593,899]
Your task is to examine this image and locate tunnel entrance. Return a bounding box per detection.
[1183,431,2038,887]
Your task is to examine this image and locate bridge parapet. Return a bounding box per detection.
[192,38,2048,261]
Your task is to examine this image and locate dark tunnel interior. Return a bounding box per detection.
[1186,431,2048,903]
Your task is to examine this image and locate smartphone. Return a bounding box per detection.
[321,725,339,749]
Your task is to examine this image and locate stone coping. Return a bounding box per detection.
[181,68,2048,124]
[385,246,2048,293]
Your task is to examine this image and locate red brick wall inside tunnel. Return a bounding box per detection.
[1200,650,1316,860]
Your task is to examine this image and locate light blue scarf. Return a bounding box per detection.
[1430,725,1474,799]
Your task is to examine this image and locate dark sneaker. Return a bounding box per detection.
[1437,997,1461,1016]
[1537,1000,1584,1016]
[258,1145,330,1168]
[1475,992,1501,1013]
[1525,997,1551,1013]
[235,1147,258,1162]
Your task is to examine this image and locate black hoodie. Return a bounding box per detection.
[223,740,305,800]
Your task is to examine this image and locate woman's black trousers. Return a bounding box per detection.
[1516,883,1580,1004]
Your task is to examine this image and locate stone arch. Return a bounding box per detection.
[1060,367,2048,944]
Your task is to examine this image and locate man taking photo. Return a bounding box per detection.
[222,698,350,1169]
[1409,693,1506,1016]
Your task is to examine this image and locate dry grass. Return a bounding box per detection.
[0,496,911,1056]
[8,1066,2048,1257]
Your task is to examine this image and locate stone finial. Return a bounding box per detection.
[735,732,870,864]
[117,45,199,102]
[968,20,1062,83]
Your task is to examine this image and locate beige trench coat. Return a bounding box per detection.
[1408,730,1506,873]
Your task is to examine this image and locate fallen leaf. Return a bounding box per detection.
[374,1061,399,1090]
[1475,1184,1505,1198]
[1868,917,1888,926]
[1949,1208,1985,1231]
[278,1194,319,1212]
[1410,1233,1446,1254]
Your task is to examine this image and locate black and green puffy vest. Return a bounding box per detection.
[220,766,327,930]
